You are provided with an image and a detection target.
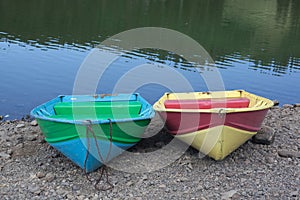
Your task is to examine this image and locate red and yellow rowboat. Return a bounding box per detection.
[153,90,274,160]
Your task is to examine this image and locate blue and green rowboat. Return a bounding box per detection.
[31,93,154,172]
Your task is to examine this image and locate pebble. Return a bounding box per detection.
[28,185,41,194]
[221,190,238,199]
[16,123,25,128]
[291,191,298,197]
[26,134,37,141]
[30,120,38,126]
[159,184,166,188]
[45,173,55,182]
[278,150,300,158]
[272,100,279,106]
[283,104,293,108]
[126,181,134,186]
[252,126,275,145]
[142,175,148,180]
[0,151,11,159]
[36,172,46,179]
[265,156,275,164]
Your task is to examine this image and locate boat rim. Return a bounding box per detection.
[153,90,274,113]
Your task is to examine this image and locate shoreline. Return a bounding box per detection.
[0,105,299,199]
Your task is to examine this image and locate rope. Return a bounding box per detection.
[84,119,114,191]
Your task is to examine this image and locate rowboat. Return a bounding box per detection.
[31,93,155,172]
[153,90,274,160]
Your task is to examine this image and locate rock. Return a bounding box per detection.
[252,126,275,145]
[126,181,134,186]
[265,156,275,164]
[222,190,238,199]
[294,103,300,107]
[26,134,37,141]
[28,185,41,194]
[231,193,241,200]
[72,185,80,191]
[6,149,12,155]
[278,150,300,158]
[36,172,46,179]
[272,100,279,106]
[45,173,55,182]
[0,152,11,159]
[30,120,38,126]
[16,123,25,128]
[187,163,193,170]
[142,175,148,180]
[291,191,298,197]
[283,104,293,108]
[0,115,3,120]
[158,184,166,188]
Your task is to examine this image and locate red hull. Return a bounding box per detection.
[157,109,269,135]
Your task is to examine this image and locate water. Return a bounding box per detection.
[1,0,300,119]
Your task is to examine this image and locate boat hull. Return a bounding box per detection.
[31,93,155,172]
[175,125,256,160]
[153,90,274,160]
[37,118,151,143]
[157,108,269,135]
[49,138,135,173]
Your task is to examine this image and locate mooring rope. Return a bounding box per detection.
[84,119,114,191]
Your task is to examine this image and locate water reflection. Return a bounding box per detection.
[0,0,300,118]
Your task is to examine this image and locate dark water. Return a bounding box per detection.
[1,0,300,119]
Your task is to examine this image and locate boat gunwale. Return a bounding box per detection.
[153,90,274,113]
[31,93,155,125]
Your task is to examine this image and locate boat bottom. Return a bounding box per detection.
[49,138,135,173]
[175,126,256,160]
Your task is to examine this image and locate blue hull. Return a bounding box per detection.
[49,138,135,172]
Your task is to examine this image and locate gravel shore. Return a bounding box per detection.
[0,105,299,199]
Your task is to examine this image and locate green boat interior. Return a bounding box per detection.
[49,101,142,120]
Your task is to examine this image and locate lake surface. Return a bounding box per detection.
[1,0,300,119]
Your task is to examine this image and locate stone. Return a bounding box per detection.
[6,149,12,155]
[283,104,293,108]
[16,123,25,128]
[294,103,300,107]
[252,126,275,145]
[72,185,80,191]
[126,181,134,186]
[45,173,55,182]
[265,156,275,164]
[36,172,46,179]
[159,184,166,188]
[278,150,300,158]
[0,152,11,159]
[30,120,38,126]
[222,190,238,200]
[142,175,148,180]
[28,185,41,194]
[272,100,279,106]
[26,134,37,141]
[291,191,298,197]
[0,115,3,120]
[231,193,241,200]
